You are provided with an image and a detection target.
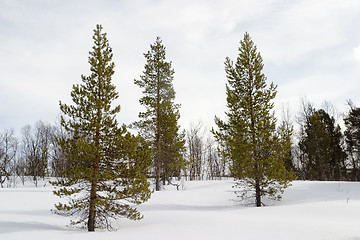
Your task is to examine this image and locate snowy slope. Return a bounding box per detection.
[0,179,360,240]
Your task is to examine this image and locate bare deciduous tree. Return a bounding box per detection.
[187,122,206,180]
[20,121,53,187]
[50,123,68,178]
[0,129,18,187]
[205,138,225,180]
[186,122,227,181]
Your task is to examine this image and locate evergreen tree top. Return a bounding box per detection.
[60,24,120,135]
[222,32,277,133]
[135,36,175,103]
[226,32,276,96]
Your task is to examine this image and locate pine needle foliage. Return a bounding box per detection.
[51,25,152,231]
[300,109,346,180]
[134,37,185,191]
[213,32,294,207]
[344,105,360,180]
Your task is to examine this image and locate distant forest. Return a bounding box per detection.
[1,89,360,188]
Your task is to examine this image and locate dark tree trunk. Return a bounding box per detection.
[155,157,161,191]
[88,182,96,231]
[155,118,161,191]
[255,180,261,207]
[88,151,99,231]
[155,73,161,192]
[88,105,101,231]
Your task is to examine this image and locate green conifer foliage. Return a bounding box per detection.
[300,109,347,180]
[344,106,360,180]
[213,32,294,207]
[134,37,185,191]
[51,25,152,231]
[277,119,295,173]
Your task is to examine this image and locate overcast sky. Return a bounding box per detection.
[1,0,360,133]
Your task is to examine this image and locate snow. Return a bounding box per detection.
[1,179,360,240]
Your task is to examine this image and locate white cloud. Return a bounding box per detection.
[250,0,360,65]
[354,44,360,61]
[1,0,360,131]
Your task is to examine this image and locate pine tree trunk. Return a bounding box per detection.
[155,103,161,191]
[155,154,161,191]
[88,144,99,231]
[255,180,261,207]
[88,181,96,231]
[88,98,101,231]
[154,123,161,191]
[155,73,161,191]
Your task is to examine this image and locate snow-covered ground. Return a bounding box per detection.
[1,179,360,240]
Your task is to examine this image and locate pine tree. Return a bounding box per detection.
[344,103,360,180]
[213,32,294,207]
[299,109,346,180]
[51,25,152,231]
[278,120,295,173]
[134,37,185,191]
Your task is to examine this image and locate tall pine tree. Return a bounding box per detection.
[213,32,294,207]
[299,109,346,180]
[344,104,360,180]
[134,37,185,191]
[52,25,152,231]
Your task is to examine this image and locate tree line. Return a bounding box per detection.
[291,99,360,181]
[0,121,225,187]
[1,25,360,231]
[2,99,357,187]
[0,121,65,188]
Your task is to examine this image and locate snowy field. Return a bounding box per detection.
[1,179,360,240]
